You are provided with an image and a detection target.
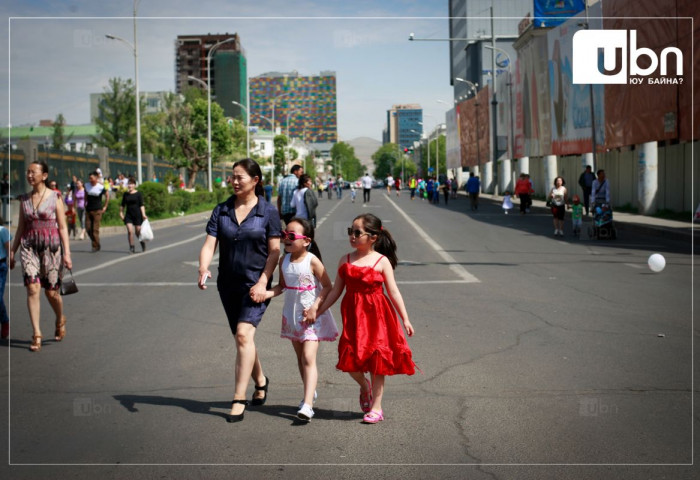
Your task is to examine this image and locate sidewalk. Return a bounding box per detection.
[476,192,697,243]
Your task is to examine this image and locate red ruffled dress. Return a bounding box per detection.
[336,255,415,376]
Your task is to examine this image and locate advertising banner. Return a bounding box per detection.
[547,7,604,155]
[445,107,460,169]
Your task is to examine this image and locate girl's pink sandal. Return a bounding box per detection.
[362,409,384,424]
[359,377,373,413]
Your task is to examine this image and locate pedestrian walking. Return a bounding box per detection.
[119,177,148,253]
[85,171,109,252]
[0,217,10,339]
[198,158,281,423]
[395,177,401,196]
[451,175,459,199]
[466,172,480,211]
[315,213,416,424]
[350,183,357,203]
[9,161,72,352]
[514,173,532,215]
[548,176,569,236]
[502,190,513,214]
[278,164,304,227]
[290,174,318,227]
[265,217,338,421]
[570,195,583,237]
[591,169,611,208]
[578,165,596,215]
[74,179,86,240]
[263,179,273,204]
[409,176,417,200]
[361,173,372,203]
[443,178,450,204]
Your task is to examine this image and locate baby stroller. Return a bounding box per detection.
[588,204,617,239]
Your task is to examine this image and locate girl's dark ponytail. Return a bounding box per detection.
[354,213,398,269]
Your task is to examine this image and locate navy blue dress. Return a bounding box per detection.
[206,195,281,333]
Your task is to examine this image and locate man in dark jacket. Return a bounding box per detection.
[578,165,596,215]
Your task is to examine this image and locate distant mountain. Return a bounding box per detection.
[346,137,381,174]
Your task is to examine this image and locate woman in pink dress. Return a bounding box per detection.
[9,161,72,352]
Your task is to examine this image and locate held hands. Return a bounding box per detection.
[302,306,318,324]
[249,282,267,303]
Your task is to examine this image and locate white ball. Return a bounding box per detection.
[648,253,666,273]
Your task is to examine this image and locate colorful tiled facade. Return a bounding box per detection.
[249,71,337,143]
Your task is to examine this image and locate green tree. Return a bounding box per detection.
[92,77,143,155]
[163,94,235,188]
[371,143,400,180]
[273,135,288,178]
[331,142,364,181]
[51,113,73,150]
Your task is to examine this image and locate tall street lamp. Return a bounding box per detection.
[485,44,514,161]
[271,92,292,138]
[105,2,142,184]
[202,37,238,192]
[231,100,250,158]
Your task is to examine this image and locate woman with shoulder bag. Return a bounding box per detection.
[548,176,568,237]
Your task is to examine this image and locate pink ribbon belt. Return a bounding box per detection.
[285,285,314,291]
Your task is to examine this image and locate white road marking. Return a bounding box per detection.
[72,234,205,278]
[384,195,480,283]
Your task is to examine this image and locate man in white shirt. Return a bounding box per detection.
[361,173,373,203]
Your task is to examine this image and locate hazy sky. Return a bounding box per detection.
[2,0,457,142]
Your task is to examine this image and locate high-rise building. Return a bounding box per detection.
[249,71,337,144]
[384,104,422,149]
[174,33,247,120]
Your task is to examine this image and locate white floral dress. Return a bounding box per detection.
[280,252,338,342]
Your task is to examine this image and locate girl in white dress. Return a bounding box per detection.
[266,217,338,421]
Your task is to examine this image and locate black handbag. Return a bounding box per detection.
[61,268,79,295]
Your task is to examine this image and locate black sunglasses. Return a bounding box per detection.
[347,227,370,238]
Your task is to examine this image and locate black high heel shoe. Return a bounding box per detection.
[251,376,270,406]
[228,399,248,423]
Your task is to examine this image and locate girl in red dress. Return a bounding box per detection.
[315,213,415,424]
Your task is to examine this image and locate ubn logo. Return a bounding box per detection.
[572,29,683,84]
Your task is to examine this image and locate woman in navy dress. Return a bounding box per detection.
[198,158,281,422]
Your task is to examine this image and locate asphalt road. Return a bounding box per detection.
[1,190,697,480]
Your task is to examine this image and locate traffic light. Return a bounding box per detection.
[404,148,408,153]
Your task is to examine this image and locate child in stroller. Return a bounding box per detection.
[588,203,617,239]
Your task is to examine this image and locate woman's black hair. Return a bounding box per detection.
[31,161,50,187]
[297,173,311,189]
[287,217,322,262]
[354,213,398,269]
[553,176,566,187]
[233,158,264,197]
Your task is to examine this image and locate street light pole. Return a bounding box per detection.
[231,100,250,157]
[205,37,237,192]
[105,2,142,184]
[485,44,514,162]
